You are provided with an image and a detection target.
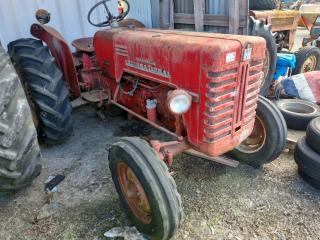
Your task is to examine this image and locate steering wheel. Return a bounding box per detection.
[88,0,130,27]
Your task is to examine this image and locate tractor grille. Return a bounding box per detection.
[115,45,128,57]
[204,60,263,143]
[244,60,264,125]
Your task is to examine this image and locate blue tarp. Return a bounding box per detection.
[274,53,296,80]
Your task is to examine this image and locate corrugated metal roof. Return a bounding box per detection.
[0,0,152,49]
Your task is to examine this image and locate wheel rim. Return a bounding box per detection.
[117,162,152,224]
[237,116,266,153]
[301,55,317,73]
[261,49,270,87]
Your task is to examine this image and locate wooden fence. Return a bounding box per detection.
[169,0,249,34]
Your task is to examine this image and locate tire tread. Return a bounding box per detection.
[0,45,41,191]
[8,38,72,143]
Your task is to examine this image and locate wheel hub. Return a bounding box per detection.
[117,162,152,224]
[237,115,267,153]
[302,55,317,73]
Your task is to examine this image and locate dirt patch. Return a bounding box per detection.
[1,105,320,240]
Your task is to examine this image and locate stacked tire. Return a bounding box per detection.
[275,99,320,130]
[294,117,320,189]
[249,0,278,10]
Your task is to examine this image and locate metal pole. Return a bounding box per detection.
[160,0,170,29]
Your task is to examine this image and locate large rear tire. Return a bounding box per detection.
[0,45,41,191]
[249,17,277,96]
[230,96,287,168]
[249,0,278,10]
[7,38,73,144]
[109,137,183,240]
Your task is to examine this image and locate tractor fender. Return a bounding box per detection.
[30,23,81,98]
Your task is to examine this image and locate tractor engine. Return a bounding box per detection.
[93,28,266,157]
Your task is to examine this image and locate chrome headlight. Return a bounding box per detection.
[167,90,192,115]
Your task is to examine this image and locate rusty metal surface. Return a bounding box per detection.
[31,23,81,98]
[119,19,146,28]
[94,27,265,157]
[184,149,239,168]
[116,162,152,224]
[150,139,190,165]
[250,10,301,31]
[300,4,320,31]
[72,38,94,52]
[29,19,265,161]
[112,101,181,140]
[82,90,108,103]
[301,14,320,32]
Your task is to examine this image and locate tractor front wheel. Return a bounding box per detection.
[230,96,287,168]
[109,137,183,240]
[7,38,73,144]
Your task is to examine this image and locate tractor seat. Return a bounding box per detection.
[72,38,94,53]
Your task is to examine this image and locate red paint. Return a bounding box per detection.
[93,28,265,156]
[147,107,157,123]
[31,25,266,158]
[31,24,81,98]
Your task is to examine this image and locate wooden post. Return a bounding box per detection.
[193,0,205,32]
[229,0,240,34]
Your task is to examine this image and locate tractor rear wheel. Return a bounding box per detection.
[0,45,41,191]
[109,137,183,240]
[7,38,73,144]
[249,0,278,10]
[249,17,277,96]
[230,96,287,168]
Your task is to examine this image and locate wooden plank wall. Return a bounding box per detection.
[170,0,248,35]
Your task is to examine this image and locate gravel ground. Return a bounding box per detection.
[1,28,320,240]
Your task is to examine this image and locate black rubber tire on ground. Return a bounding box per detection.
[7,38,73,144]
[275,99,320,130]
[0,45,41,191]
[293,46,320,75]
[109,137,183,240]
[229,96,287,168]
[249,17,277,96]
[306,117,320,155]
[249,0,278,10]
[298,168,320,190]
[294,137,320,189]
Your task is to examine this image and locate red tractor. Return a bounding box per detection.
[6,1,287,239]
